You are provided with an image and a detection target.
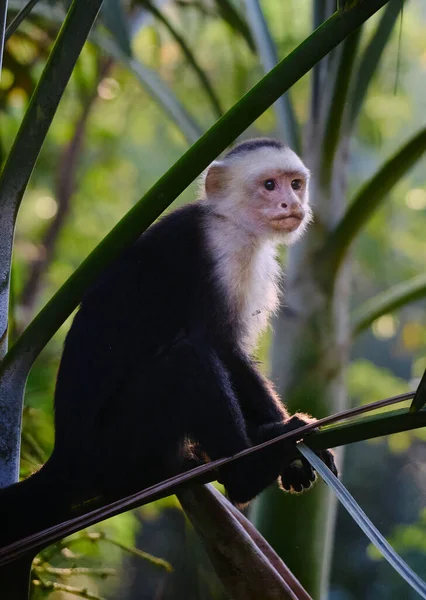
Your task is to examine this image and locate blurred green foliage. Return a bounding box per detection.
[1,0,425,597]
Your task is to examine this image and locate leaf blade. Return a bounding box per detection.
[348,0,403,127]
[322,126,426,281]
[244,0,300,152]
[298,443,426,599]
[352,273,426,336]
[319,29,361,187]
[410,369,426,413]
[5,0,40,41]
[214,0,255,52]
[101,0,132,57]
[306,406,426,451]
[0,0,7,73]
[93,31,202,144]
[142,0,223,119]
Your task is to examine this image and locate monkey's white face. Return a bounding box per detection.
[204,146,312,244]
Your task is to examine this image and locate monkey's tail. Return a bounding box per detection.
[0,457,68,549]
[0,460,67,600]
[0,556,33,600]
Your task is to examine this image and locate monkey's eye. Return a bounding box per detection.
[291,179,302,191]
[264,179,276,191]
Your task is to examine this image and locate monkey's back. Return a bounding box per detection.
[52,203,227,491]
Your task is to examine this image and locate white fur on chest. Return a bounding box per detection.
[205,215,281,354]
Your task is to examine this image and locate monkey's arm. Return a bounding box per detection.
[219,347,338,492]
[218,347,291,441]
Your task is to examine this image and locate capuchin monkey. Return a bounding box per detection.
[0,138,337,548]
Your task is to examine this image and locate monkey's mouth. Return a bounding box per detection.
[270,215,303,231]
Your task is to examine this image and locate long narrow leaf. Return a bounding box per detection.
[0,391,417,564]
[5,0,39,41]
[0,0,392,382]
[215,0,255,52]
[178,485,300,600]
[93,31,202,144]
[352,273,426,336]
[410,369,426,413]
[307,406,426,450]
[310,0,327,126]
[0,0,7,73]
[322,126,426,282]
[101,0,132,56]
[7,0,65,23]
[142,0,223,119]
[298,443,426,599]
[244,0,300,152]
[319,28,361,187]
[0,0,104,486]
[348,0,403,128]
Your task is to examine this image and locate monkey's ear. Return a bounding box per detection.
[205,161,228,198]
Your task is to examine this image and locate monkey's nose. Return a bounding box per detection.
[280,200,302,216]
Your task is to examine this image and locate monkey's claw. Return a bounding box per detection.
[279,448,338,493]
[279,456,317,493]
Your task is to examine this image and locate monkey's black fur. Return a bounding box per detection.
[0,202,336,548]
[225,137,284,159]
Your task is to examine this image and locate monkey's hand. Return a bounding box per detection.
[278,414,338,493]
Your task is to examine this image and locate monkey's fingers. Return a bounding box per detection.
[285,415,338,478]
[279,456,317,494]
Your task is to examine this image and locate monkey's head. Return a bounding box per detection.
[203,138,312,244]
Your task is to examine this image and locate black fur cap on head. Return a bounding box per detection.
[224,138,285,161]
